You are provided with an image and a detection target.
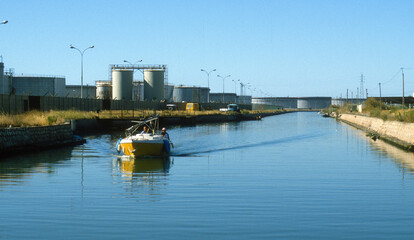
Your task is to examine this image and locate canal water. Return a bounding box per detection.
[2,112,414,239]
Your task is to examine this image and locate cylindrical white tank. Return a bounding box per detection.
[164,84,174,102]
[144,70,164,101]
[96,81,112,99]
[112,70,133,100]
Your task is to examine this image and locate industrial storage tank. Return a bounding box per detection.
[209,93,237,103]
[96,81,112,99]
[297,97,332,109]
[252,97,297,109]
[144,70,164,101]
[112,70,133,100]
[164,84,174,102]
[173,86,210,103]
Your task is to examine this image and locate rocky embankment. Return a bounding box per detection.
[0,123,85,156]
[339,113,414,151]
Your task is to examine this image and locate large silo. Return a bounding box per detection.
[112,70,133,100]
[96,81,112,99]
[173,86,194,102]
[199,87,209,103]
[144,70,164,101]
[173,86,210,103]
[164,84,174,102]
[297,97,332,109]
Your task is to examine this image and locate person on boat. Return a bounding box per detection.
[161,127,170,140]
[141,126,149,134]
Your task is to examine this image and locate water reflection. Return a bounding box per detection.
[114,157,172,197]
[0,147,73,187]
[116,156,172,175]
[368,137,414,173]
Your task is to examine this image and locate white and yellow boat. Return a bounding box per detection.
[116,115,172,157]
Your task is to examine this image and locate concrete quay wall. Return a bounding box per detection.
[339,113,414,150]
[0,123,76,155]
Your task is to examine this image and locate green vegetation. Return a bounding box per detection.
[0,109,285,127]
[0,110,98,127]
[330,98,414,123]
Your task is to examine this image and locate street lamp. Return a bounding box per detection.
[217,74,231,103]
[1,20,8,24]
[124,59,143,80]
[232,79,239,95]
[123,59,142,66]
[70,44,94,98]
[201,68,216,102]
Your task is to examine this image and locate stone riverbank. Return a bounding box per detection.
[0,123,85,156]
[339,113,414,151]
[0,111,288,156]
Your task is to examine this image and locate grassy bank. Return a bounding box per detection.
[327,98,414,123]
[0,109,285,127]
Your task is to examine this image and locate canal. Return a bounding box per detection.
[1,112,414,239]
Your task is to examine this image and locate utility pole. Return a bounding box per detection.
[360,74,364,99]
[346,88,349,104]
[366,88,368,99]
[357,87,359,105]
[379,83,382,110]
[401,67,405,109]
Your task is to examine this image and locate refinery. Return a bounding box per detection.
[0,59,337,114]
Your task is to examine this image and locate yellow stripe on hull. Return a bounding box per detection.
[119,142,164,157]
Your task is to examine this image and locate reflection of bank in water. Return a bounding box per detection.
[0,147,74,187]
[367,136,414,172]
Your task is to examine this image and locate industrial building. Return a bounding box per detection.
[331,98,366,106]
[0,61,67,97]
[172,85,209,103]
[237,95,252,104]
[66,85,96,98]
[252,97,332,109]
[209,93,237,103]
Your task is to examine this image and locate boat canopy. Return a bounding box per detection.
[125,114,160,136]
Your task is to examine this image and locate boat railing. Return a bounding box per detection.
[126,114,160,137]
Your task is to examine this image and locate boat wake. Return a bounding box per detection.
[170,132,325,157]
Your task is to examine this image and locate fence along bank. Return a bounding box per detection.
[0,95,252,114]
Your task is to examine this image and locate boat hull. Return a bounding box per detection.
[119,141,164,156]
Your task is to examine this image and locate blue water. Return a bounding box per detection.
[1,112,414,239]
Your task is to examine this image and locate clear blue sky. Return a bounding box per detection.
[1,0,413,97]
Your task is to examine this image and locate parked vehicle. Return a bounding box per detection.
[186,103,199,112]
[166,104,177,110]
[227,104,240,112]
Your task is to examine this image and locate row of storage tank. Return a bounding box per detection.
[97,69,332,108]
[99,69,251,103]
[107,69,166,101]
[252,97,332,109]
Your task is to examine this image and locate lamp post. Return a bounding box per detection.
[217,74,231,103]
[70,44,94,99]
[123,60,142,80]
[201,68,216,102]
[232,80,237,95]
[1,21,6,94]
